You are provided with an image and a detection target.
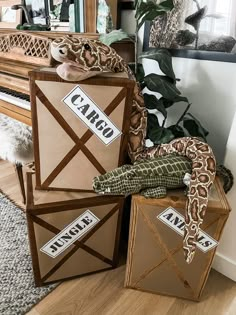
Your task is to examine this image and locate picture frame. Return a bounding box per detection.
[25,0,50,26]
[143,0,236,63]
[48,0,70,31]
[0,0,22,28]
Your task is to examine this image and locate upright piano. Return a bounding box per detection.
[0,30,134,126]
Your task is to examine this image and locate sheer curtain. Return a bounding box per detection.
[184,0,235,37]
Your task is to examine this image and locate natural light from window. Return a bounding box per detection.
[197,0,234,36]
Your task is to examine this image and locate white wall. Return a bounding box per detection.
[212,113,236,281]
[120,10,136,34]
[121,11,236,280]
[143,57,236,162]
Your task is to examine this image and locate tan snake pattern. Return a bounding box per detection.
[51,36,216,263]
[51,36,147,162]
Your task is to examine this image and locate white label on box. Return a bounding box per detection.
[157,207,218,253]
[40,210,100,258]
[62,85,122,145]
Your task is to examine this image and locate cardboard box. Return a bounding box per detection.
[29,69,134,191]
[26,173,124,286]
[124,178,230,301]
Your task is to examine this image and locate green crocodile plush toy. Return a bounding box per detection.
[93,155,233,198]
[93,155,192,198]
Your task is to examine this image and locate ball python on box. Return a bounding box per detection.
[51,36,218,263]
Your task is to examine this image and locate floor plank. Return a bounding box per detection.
[0,159,236,315]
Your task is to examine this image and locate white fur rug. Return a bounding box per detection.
[0,114,33,164]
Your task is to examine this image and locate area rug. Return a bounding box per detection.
[0,192,57,315]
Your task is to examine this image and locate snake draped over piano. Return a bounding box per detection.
[51,36,218,264]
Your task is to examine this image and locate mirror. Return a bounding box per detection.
[22,0,119,33]
[145,0,236,54]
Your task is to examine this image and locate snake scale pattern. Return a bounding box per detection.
[51,36,217,263]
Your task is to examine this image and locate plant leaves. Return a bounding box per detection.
[161,95,189,108]
[173,95,189,103]
[167,125,186,138]
[147,113,160,141]
[187,113,209,136]
[147,113,175,144]
[158,128,175,144]
[185,6,207,31]
[144,94,167,118]
[161,98,174,108]
[135,0,174,29]
[183,113,209,141]
[140,48,175,80]
[144,74,181,100]
[148,126,175,145]
[99,30,129,46]
[147,113,160,130]
[129,63,145,83]
[158,0,175,11]
[134,0,143,9]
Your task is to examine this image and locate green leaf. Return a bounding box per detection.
[157,128,175,144]
[163,95,189,108]
[140,48,175,80]
[167,125,185,138]
[134,0,142,9]
[144,94,167,118]
[144,74,181,100]
[183,113,209,141]
[148,126,175,145]
[135,0,174,19]
[138,11,166,30]
[99,30,129,46]
[129,63,145,83]
[187,113,209,136]
[135,0,174,29]
[158,0,175,11]
[147,113,160,131]
[173,95,189,103]
[162,99,174,108]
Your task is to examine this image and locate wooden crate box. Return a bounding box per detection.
[26,173,124,286]
[29,69,134,191]
[124,178,231,301]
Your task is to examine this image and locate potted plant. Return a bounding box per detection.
[134,0,208,145]
[100,0,208,145]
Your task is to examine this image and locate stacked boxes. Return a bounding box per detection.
[27,69,135,285]
[27,68,231,298]
[124,178,231,301]
[26,173,124,286]
[29,69,134,191]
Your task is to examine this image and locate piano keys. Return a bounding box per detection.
[0,32,52,125]
[0,86,30,110]
[0,67,32,126]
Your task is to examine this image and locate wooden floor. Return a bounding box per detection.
[1,160,236,315]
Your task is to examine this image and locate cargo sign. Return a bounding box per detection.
[63,85,122,145]
[40,210,100,258]
[158,207,218,253]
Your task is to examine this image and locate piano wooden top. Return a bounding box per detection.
[0,30,134,126]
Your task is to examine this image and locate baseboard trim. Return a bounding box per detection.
[213,252,236,281]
